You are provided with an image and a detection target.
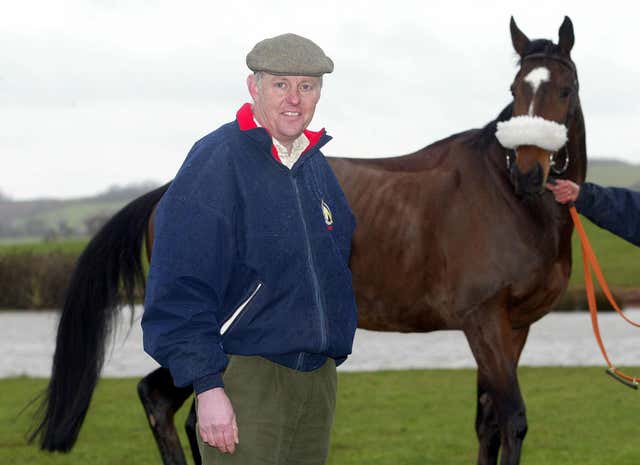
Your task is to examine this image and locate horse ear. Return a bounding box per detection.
[510,16,530,57]
[558,16,575,55]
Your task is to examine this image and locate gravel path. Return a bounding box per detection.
[1,307,638,378]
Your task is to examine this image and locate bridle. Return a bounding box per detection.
[505,52,579,176]
[506,145,570,174]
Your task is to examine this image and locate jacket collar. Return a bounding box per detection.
[235,103,329,163]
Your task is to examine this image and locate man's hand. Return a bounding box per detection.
[197,387,239,454]
[546,179,580,204]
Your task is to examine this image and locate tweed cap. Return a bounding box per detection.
[246,33,334,76]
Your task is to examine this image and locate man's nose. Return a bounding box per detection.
[285,89,301,104]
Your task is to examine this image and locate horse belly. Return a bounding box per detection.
[341,167,460,332]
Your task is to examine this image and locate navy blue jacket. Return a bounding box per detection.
[576,182,640,246]
[142,105,358,394]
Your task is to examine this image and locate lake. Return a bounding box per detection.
[1,307,638,377]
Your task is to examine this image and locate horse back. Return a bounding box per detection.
[328,131,571,332]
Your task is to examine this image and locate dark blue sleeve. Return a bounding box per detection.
[575,182,640,246]
[142,174,235,393]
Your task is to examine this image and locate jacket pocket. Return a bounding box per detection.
[220,281,263,335]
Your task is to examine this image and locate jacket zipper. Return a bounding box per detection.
[220,282,263,335]
[290,175,328,353]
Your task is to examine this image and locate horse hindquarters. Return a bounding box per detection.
[464,293,529,465]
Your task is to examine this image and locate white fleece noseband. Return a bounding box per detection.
[495,116,567,152]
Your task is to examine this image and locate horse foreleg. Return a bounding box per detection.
[185,399,202,465]
[475,370,501,465]
[464,302,529,465]
[137,367,193,465]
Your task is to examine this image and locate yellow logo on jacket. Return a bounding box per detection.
[321,200,333,228]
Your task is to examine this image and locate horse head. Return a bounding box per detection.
[496,16,584,196]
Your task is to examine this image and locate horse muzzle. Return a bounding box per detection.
[509,157,545,196]
[496,115,568,197]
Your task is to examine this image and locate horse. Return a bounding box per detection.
[30,16,585,465]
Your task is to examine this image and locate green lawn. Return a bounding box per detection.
[0,239,88,256]
[2,368,638,465]
[570,216,640,289]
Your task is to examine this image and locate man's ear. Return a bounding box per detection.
[247,74,259,101]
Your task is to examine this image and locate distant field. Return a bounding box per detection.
[10,200,126,232]
[587,159,640,188]
[1,159,639,243]
[0,239,88,256]
[0,182,159,241]
[569,215,640,289]
[0,213,638,292]
[0,237,43,245]
[2,368,638,465]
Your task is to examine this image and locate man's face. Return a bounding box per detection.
[248,73,322,147]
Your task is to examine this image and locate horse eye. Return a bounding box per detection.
[510,84,515,96]
[560,87,572,98]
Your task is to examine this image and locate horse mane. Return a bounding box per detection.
[468,102,513,150]
[468,39,569,151]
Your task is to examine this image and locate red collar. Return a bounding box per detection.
[236,103,325,162]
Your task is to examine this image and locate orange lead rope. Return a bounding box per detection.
[569,206,639,389]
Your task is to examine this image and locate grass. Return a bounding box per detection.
[0,237,45,245]
[0,239,88,256]
[2,214,640,281]
[2,368,639,465]
[569,216,640,289]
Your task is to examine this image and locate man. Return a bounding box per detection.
[142,33,358,465]
[547,179,640,245]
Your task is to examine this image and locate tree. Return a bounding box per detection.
[84,212,112,236]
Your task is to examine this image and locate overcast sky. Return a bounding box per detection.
[3,0,640,200]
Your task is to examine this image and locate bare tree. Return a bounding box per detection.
[84,212,112,236]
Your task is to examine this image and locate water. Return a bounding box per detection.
[1,307,638,378]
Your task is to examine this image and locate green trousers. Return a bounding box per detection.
[197,355,337,465]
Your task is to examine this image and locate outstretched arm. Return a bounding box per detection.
[547,180,640,246]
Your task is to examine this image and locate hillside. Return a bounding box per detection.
[585,158,640,188]
[0,182,161,240]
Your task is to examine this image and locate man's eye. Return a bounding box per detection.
[300,84,313,92]
[275,82,287,89]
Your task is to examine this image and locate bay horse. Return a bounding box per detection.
[30,16,585,465]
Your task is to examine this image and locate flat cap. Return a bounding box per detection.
[246,33,334,76]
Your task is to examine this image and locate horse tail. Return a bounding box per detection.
[29,182,171,451]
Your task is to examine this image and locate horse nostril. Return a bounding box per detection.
[509,164,523,194]
[532,162,543,184]
[510,162,546,196]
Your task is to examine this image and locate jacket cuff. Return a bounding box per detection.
[193,373,224,394]
[334,355,347,367]
[575,182,596,212]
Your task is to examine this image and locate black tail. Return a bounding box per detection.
[29,182,171,451]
